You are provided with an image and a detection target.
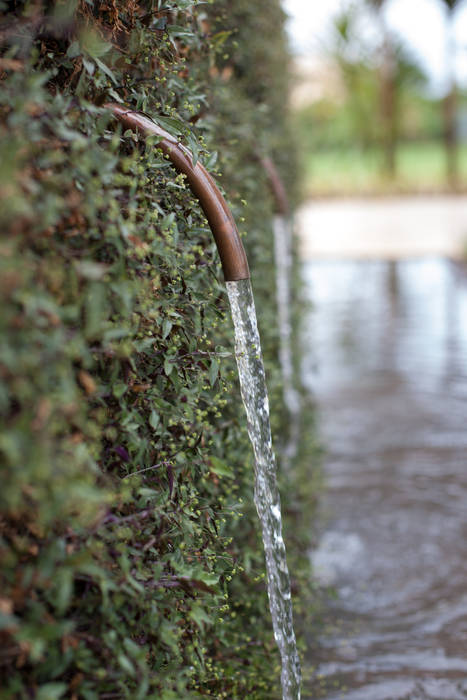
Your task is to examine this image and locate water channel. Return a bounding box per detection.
[299,205,467,698]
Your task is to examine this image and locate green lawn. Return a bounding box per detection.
[303,142,467,197]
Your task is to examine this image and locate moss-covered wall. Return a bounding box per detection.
[0,2,315,698]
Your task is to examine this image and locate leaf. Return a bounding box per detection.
[103,327,129,342]
[78,370,96,395]
[114,446,130,462]
[149,410,160,430]
[154,17,168,30]
[166,463,174,498]
[158,620,179,653]
[0,609,17,631]
[154,115,185,136]
[211,30,232,49]
[0,58,24,71]
[107,88,124,103]
[67,41,81,59]
[95,57,118,85]
[37,684,68,700]
[74,260,110,280]
[209,456,234,479]
[53,568,73,614]
[117,653,135,676]
[167,25,195,39]
[113,383,127,399]
[161,212,176,231]
[197,572,220,587]
[164,357,173,376]
[162,318,172,339]
[177,576,218,594]
[81,29,112,58]
[82,57,95,76]
[123,637,141,656]
[185,130,199,167]
[209,358,219,386]
[189,604,212,629]
[204,150,218,170]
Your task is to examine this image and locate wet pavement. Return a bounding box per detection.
[301,258,467,699]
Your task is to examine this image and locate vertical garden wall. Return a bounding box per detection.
[0,1,315,698]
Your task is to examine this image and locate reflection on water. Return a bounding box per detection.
[302,258,467,699]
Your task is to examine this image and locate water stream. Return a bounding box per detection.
[273,215,301,462]
[302,258,467,699]
[226,278,301,700]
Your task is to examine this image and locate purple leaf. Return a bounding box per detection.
[114,446,130,462]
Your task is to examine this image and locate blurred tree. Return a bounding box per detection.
[330,6,381,150]
[367,0,397,176]
[441,0,463,186]
[327,2,425,171]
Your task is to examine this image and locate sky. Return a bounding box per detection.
[282,0,467,93]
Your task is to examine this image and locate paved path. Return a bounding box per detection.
[302,258,467,699]
[296,196,467,260]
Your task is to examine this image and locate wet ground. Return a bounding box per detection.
[301,257,467,699]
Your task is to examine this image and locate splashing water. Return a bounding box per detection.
[226,278,301,700]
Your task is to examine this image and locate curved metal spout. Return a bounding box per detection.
[105,103,250,282]
[260,156,289,217]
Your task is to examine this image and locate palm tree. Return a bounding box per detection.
[367,0,397,177]
[441,0,462,186]
[329,2,424,175]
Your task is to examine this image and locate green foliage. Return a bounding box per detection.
[294,0,429,173]
[292,0,467,192]
[0,1,317,698]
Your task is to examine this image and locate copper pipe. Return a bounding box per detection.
[105,104,249,282]
[260,156,289,217]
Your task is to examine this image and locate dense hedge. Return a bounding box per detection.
[0,1,316,698]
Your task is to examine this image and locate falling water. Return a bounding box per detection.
[273,215,300,461]
[226,278,301,700]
